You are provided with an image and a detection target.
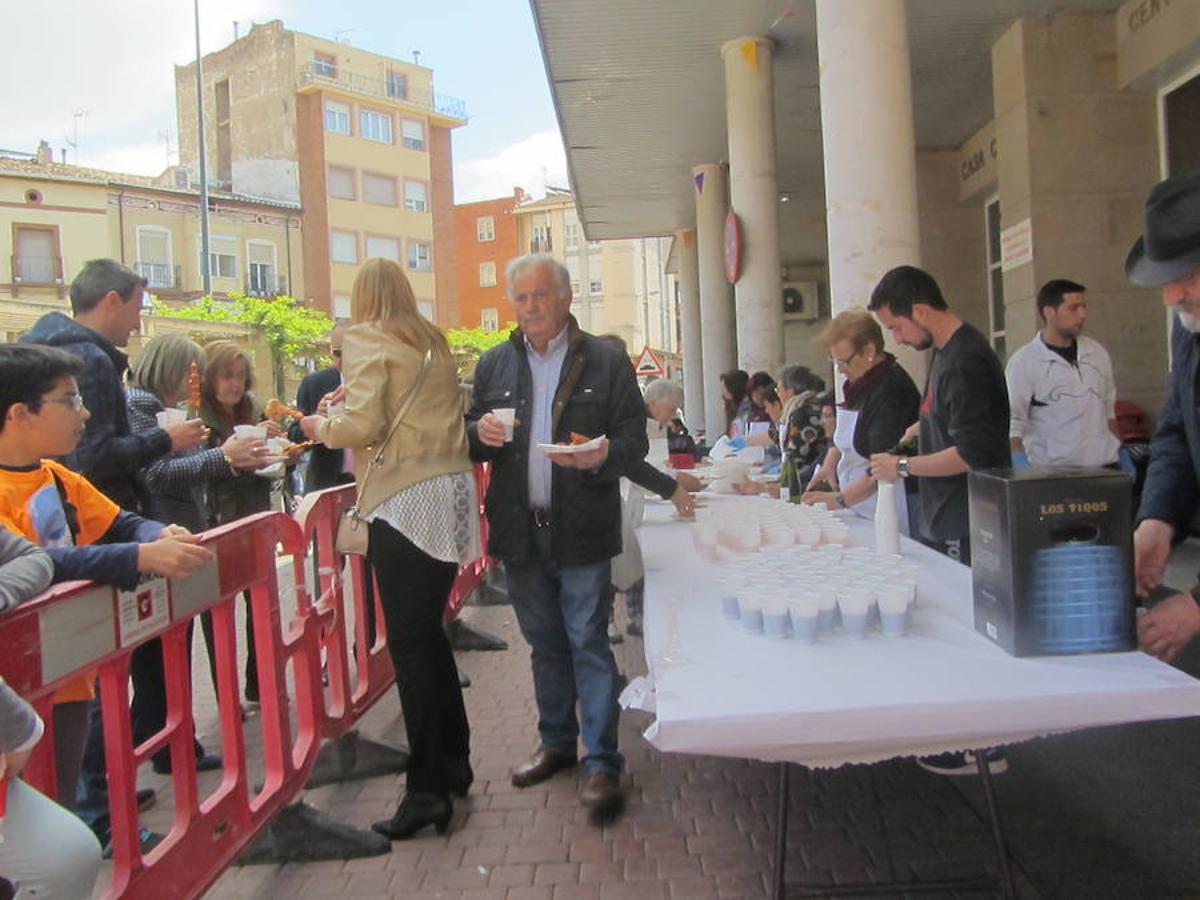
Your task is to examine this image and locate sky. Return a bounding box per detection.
[0,0,569,203]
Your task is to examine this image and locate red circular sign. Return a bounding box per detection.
[723,211,743,284]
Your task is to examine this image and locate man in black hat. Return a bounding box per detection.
[1127,171,1200,662]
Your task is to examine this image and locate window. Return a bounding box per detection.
[327,166,355,200]
[313,53,337,78]
[135,227,173,288]
[476,216,494,242]
[13,225,58,283]
[985,196,1006,359]
[418,301,435,320]
[362,172,397,206]
[589,279,603,296]
[202,235,237,280]
[404,181,428,212]
[333,295,351,320]
[531,223,551,253]
[408,241,431,272]
[360,109,393,144]
[325,100,350,135]
[331,230,358,264]
[481,308,499,332]
[247,241,277,294]
[365,235,401,262]
[564,223,580,249]
[386,71,407,99]
[401,119,425,150]
[587,239,601,251]
[479,261,497,287]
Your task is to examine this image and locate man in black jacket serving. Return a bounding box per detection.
[467,255,647,809]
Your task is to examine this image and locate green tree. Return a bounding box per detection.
[152,292,334,395]
[446,323,516,378]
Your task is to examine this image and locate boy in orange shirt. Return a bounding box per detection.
[0,344,211,849]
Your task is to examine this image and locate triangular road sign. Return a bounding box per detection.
[634,345,664,377]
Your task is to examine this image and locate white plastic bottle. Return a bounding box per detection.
[875,480,901,556]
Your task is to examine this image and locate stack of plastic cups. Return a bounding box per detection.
[740,590,764,634]
[877,585,912,637]
[718,575,740,620]
[815,585,839,634]
[763,589,791,639]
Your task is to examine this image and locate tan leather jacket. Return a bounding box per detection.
[316,323,470,517]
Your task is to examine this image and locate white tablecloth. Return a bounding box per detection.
[627,495,1200,768]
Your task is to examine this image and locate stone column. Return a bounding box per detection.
[675,228,704,434]
[816,0,925,381]
[722,36,784,377]
[693,163,736,439]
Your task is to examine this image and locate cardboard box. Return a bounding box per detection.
[969,467,1135,657]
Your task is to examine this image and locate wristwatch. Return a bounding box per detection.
[897,457,911,479]
[834,492,848,508]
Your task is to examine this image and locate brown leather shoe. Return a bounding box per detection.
[511,746,578,788]
[580,769,622,807]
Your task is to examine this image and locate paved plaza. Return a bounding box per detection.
[88,543,1200,899]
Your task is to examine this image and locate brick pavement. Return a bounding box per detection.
[98,593,1028,899]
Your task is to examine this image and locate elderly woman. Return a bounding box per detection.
[777,365,828,482]
[301,258,476,840]
[803,309,920,529]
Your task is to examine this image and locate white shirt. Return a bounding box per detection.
[1005,334,1119,467]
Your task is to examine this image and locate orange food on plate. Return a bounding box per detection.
[188,361,202,414]
[569,432,591,445]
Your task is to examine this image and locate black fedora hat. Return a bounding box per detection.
[1127,170,1200,286]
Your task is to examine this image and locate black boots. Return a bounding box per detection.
[371,792,452,840]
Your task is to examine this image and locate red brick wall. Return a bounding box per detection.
[453,194,521,330]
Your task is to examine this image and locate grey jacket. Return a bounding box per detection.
[0,529,53,753]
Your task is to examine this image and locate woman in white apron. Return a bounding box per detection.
[802,308,921,533]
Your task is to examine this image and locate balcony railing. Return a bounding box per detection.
[11,254,65,297]
[135,262,181,290]
[245,273,288,297]
[530,237,553,254]
[299,62,468,121]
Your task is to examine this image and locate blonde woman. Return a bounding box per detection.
[301,258,476,840]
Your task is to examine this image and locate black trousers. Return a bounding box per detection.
[367,519,468,795]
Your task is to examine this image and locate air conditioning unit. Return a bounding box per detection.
[782,281,818,321]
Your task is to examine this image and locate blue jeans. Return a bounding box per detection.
[505,530,623,775]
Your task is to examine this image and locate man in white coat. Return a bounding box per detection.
[1006,279,1119,468]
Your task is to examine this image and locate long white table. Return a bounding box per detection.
[626,495,1200,768]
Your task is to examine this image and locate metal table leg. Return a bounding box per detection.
[776,749,1017,898]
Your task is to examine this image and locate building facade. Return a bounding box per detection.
[175,20,466,324]
[453,190,524,332]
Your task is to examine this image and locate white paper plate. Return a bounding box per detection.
[536,435,606,454]
[254,460,286,478]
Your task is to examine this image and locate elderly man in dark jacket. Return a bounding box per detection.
[1129,172,1200,662]
[466,254,647,809]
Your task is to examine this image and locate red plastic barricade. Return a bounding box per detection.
[291,462,494,738]
[0,511,322,900]
[291,484,394,740]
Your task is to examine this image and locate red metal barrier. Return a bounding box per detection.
[0,511,323,900]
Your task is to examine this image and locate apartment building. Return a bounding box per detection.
[0,144,301,348]
[175,20,467,324]
[453,189,524,331]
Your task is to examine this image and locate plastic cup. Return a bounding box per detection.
[763,600,790,640]
[837,589,872,639]
[156,407,186,428]
[234,424,267,440]
[788,596,819,644]
[493,407,516,442]
[739,595,764,634]
[878,591,911,637]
